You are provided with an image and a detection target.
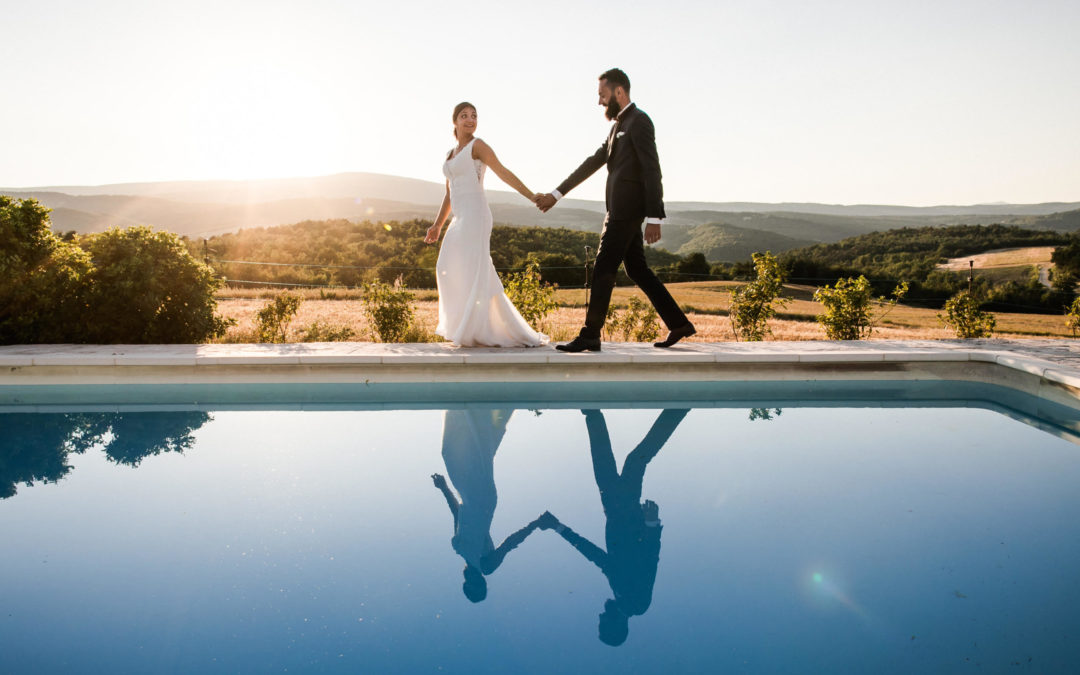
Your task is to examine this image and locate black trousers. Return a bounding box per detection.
[580,217,690,340]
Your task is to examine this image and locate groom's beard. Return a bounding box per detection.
[604,97,621,121]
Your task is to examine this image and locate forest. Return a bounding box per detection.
[200,218,706,290]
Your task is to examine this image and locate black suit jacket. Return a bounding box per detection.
[556,103,665,221]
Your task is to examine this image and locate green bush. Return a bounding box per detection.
[814,275,909,340]
[502,257,557,328]
[361,277,416,342]
[939,290,995,338]
[1,197,93,344]
[81,226,232,343]
[729,251,788,341]
[1068,297,1080,337]
[605,296,661,342]
[255,291,302,343]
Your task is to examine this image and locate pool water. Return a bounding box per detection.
[2,390,1080,673]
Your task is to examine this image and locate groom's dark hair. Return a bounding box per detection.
[599,68,630,93]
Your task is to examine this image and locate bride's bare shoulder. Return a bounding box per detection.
[472,137,491,159]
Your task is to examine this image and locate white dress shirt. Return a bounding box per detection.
[550,101,664,226]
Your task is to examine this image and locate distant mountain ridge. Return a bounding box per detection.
[4,172,1079,261]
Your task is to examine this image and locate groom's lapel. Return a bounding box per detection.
[607,104,635,159]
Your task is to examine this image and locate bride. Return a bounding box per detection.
[424,102,548,348]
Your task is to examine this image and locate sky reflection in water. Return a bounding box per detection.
[2,405,1079,673]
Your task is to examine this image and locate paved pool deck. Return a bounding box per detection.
[5,340,1080,440]
[2,338,1079,396]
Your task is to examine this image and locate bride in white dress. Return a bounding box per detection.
[424,102,548,347]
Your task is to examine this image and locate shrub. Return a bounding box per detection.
[255,291,302,343]
[361,277,416,342]
[502,257,557,328]
[748,408,782,421]
[939,290,996,338]
[1,197,93,344]
[729,251,788,341]
[299,320,356,342]
[1066,297,1080,337]
[814,275,908,340]
[82,226,232,343]
[605,296,661,342]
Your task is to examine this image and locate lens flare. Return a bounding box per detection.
[805,568,865,619]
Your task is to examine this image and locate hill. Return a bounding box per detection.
[4,173,1078,247]
[1006,208,1080,233]
[654,221,815,261]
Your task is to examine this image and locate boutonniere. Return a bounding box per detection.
[616,131,627,139]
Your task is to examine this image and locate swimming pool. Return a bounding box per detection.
[2,380,1079,673]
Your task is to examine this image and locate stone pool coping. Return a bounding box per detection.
[7,339,1080,444]
[3,338,1080,394]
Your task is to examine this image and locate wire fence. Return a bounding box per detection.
[207,258,1069,313]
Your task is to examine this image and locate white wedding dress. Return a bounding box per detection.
[435,138,547,347]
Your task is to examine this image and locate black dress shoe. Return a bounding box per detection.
[654,323,696,348]
[555,336,602,352]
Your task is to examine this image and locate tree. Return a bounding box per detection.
[674,252,711,281]
[729,251,788,341]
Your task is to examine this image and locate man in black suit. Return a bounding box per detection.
[535,68,696,352]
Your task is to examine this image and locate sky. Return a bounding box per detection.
[2,0,1079,205]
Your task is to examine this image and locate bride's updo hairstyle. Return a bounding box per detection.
[452,101,476,138]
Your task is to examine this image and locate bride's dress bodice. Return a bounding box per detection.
[443,139,487,206]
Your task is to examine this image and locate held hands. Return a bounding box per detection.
[644,223,662,245]
[536,511,558,530]
[424,224,441,244]
[533,193,557,213]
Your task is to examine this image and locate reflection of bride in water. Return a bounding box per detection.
[540,408,689,646]
[431,409,543,602]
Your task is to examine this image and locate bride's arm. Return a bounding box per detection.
[473,139,538,201]
[424,181,452,244]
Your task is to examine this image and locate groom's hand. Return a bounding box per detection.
[644,223,661,245]
[534,193,557,213]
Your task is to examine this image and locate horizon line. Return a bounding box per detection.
[2,170,1079,210]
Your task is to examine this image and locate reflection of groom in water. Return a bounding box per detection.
[432,409,544,603]
[539,408,689,646]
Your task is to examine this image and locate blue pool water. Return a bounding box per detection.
[2,382,1080,673]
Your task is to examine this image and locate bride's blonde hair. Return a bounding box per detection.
[452,101,475,138]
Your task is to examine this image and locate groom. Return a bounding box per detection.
[535,68,695,352]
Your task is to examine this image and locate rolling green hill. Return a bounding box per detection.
[654,221,815,261]
[1006,208,1080,232]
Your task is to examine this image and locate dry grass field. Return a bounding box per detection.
[214,280,1077,343]
[938,246,1055,270]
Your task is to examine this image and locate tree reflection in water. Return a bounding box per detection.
[0,411,211,498]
